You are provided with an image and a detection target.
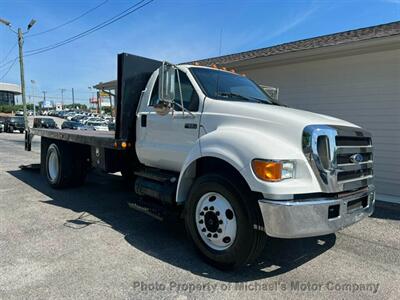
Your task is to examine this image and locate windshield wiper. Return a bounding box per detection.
[216,92,269,104]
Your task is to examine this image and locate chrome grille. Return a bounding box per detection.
[335,133,373,190]
[303,125,373,193]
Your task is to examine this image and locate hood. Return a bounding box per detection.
[202,99,360,151]
[205,99,357,129]
[204,99,359,129]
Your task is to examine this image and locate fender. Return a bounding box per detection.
[176,127,319,203]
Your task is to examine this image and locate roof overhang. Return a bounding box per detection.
[0,82,21,94]
[93,80,117,91]
[220,35,400,71]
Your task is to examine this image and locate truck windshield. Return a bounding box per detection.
[190,67,273,104]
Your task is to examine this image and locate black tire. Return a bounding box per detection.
[45,142,88,188]
[185,174,266,270]
[19,129,24,133]
[8,126,13,133]
[121,166,136,188]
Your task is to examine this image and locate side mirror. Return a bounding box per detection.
[159,62,176,103]
[260,85,279,101]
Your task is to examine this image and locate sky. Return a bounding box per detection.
[0,0,399,105]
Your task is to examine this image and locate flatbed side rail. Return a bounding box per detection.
[28,128,128,150]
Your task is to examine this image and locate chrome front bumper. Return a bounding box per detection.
[258,186,375,238]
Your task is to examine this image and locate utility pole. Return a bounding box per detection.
[0,18,36,131]
[96,91,100,114]
[17,28,28,129]
[42,91,47,101]
[108,90,113,118]
[60,88,66,108]
[31,80,36,116]
[71,88,75,105]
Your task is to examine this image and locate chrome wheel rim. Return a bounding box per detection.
[48,150,59,182]
[195,192,237,251]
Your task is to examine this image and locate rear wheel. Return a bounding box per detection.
[8,125,13,133]
[185,174,266,270]
[45,142,88,188]
[19,129,24,133]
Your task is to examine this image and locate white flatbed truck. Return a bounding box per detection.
[26,53,375,269]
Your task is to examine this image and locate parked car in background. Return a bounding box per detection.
[15,111,24,116]
[82,117,104,125]
[86,121,109,131]
[61,120,89,130]
[79,116,90,124]
[4,116,25,133]
[71,114,85,122]
[108,122,115,131]
[66,112,77,120]
[33,118,58,129]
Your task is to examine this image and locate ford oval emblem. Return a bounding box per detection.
[350,153,363,163]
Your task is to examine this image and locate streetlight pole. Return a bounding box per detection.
[0,18,36,130]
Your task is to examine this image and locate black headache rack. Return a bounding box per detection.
[116,53,162,142]
[26,53,162,152]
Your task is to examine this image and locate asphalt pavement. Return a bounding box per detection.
[0,132,399,299]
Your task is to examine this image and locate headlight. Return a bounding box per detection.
[251,159,295,182]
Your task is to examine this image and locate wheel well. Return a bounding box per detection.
[177,156,262,204]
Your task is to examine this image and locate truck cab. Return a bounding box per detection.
[134,62,375,265]
[27,54,375,269]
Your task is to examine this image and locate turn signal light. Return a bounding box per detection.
[252,159,295,182]
[252,160,282,182]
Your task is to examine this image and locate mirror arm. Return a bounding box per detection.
[176,68,185,118]
[172,101,195,118]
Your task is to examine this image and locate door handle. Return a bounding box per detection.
[141,115,147,127]
[184,123,197,129]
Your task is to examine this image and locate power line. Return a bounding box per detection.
[0,58,17,80]
[27,0,109,38]
[25,0,153,57]
[1,42,17,64]
[26,0,153,56]
[0,58,15,70]
[0,0,153,67]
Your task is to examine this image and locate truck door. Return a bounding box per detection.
[136,70,201,172]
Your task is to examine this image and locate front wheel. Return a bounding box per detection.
[185,174,266,269]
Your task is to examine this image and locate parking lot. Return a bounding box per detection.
[0,132,399,299]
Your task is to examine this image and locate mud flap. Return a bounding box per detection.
[25,130,33,151]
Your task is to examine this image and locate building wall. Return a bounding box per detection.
[241,48,400,199]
